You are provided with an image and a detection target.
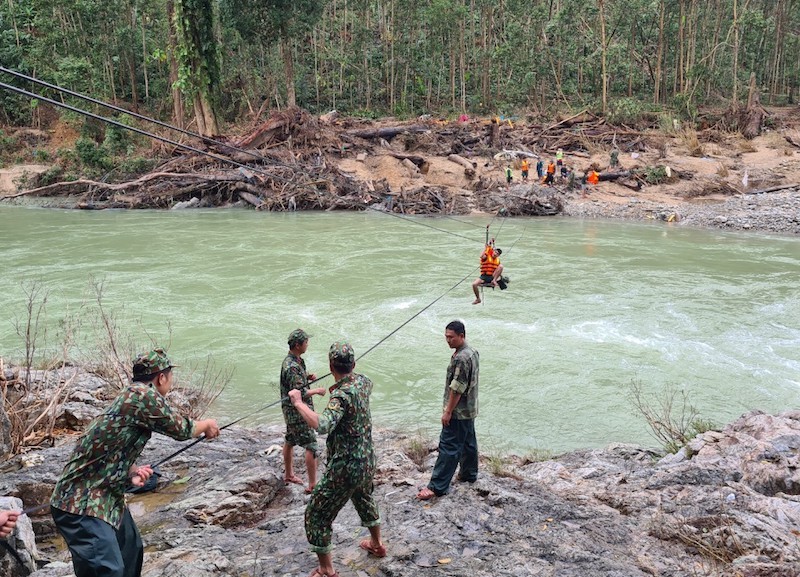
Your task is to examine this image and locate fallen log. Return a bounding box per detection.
[401,158,421,177]
[745,183,799,195]
[387,152,426,167]
[346,125,429,141]
[597,171,632,182]
[239,191,263,208]
[447,154,477,179]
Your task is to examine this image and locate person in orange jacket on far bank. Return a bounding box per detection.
[543,160,556,185]
[587,169,600,185]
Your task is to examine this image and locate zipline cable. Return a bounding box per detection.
[0,67,243,155]
[136,263,481,469]
[0,81,312,191]
[0,67,317,178]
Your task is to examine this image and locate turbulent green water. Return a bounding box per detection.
[1,206,798,453]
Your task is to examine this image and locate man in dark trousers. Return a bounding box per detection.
[50,348,220,577]
[289,341,385,577]
[417,320,480,500]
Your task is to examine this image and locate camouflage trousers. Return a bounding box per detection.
[305,461,380,553]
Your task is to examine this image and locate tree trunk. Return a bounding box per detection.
[167,0,184,129]
[280,36,296,108]
[598,0,608,114]
[654,0,665,104]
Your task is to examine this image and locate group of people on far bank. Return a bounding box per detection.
[1,319,480,577]
[505,147,608,195]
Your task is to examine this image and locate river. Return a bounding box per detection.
[1,206,798,454]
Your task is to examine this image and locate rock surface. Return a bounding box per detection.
[2,395,800,577]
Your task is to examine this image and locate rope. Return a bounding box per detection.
[0,68,248,158]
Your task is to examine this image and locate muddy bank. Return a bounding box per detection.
[2,368,800,577]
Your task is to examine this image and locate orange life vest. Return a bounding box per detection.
[546,162,556,174]
[588,170,600,184]
[480,248,500,276]
[521,160,529,171]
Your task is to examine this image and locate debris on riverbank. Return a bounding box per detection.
[2,106,799,234]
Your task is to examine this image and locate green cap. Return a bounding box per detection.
[132,348,174,378]
[328,341,355,364]
[288,328,311,347]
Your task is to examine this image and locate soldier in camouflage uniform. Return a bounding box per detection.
[417,320,480,500]
[50,348,220,577]
[289,341,385,577]
[281,328,326,492]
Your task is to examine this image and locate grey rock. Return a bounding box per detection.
[3,368,799,577]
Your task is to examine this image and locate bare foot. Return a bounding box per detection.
[284,474,304,486]
[472,299,481,305]
[305,485,315,494]
[417,487,437,501]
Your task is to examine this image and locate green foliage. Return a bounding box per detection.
[0,131,21,157]
[644,166,669,184]
[606,98,647,126]
[31,149,49,162]
[117,157,156,176]
[75,137,111,170]
[103,123,132,155]
[0,0,798,127]
[38,165,64,187]
[671,92,698,122]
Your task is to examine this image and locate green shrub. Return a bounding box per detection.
[39,165,64,186]
[75,137,111,170]
[606,97,646,125]
[117,157,156,176]
[103,122,132,155]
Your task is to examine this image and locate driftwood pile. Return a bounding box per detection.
[1,98,776,214]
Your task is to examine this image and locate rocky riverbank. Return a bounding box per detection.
[2,368,800,577]
[562,187,800,236]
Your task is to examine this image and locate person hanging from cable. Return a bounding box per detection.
[471,237,506,305]
[50,348,220,577]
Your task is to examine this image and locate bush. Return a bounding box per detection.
[103,123,132,155]
[628,380,717,453]
[606,97,646,126]
[75,137,111,170]
[117,157,156,176]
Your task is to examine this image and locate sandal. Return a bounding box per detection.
[359,538,387,558]
[308,568,339,577]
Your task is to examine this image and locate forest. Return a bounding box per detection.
[0,0,798,134]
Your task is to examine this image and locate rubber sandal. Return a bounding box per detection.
[359,538,387,558]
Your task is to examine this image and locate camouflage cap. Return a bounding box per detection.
[288,328,311,347]
[328,341,355,365]
[132,348,175,377]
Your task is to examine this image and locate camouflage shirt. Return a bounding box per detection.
[280,353,314,425]
[444,342,480,420]
[317,373,376,482]
[50,383,194,528]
